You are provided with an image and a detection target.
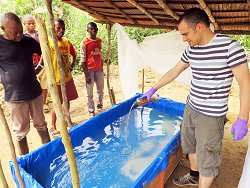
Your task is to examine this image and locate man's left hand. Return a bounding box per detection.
[231,118,248,141]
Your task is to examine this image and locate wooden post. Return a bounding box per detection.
[0,160,8,188]
[141,69,145,93]
[110,88,116,105]
[106,23,116,105]
[35,15,80,188]
[0,106,23,188]
[45,0,73,128]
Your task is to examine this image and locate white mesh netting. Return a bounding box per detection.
[114,23,192,99]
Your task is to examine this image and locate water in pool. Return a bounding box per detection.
[44,107,181,188]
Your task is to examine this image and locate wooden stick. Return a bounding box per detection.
[106,23,115,106]
[0,106,23,188]
[45,0,73,128]
[197,0,220,30]
[76,0,111,23]
[35,14,80,188]
[142,69,145,93]
[0,160,8,188]
[104,0,137,24]
[155,0,179,20]
[248,0,250,15]
[127,0,160,25]
[110,88,116,105]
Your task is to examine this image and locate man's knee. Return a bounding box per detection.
[197,143,222,177]
[34,121,48,131]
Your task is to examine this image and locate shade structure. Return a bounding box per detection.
[62,0,250,35]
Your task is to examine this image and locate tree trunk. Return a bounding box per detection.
[35,14,80,188]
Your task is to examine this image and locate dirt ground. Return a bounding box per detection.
[0,65,248,188]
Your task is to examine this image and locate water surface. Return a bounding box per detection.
[44,107,181,188]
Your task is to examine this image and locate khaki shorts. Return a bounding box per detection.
[37,68,47,90]
[181,104,226,177]
[6,94,47,141]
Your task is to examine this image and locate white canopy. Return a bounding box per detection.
[115,23,191,99]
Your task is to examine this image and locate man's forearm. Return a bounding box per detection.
[153,60,189,90]
[233,63,250,121]
[239,85,250,120]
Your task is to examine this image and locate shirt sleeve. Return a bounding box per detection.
[28,37,41,55]
[227,40,247,68]
[69,42,77,58]
[80,41,86,63]
[181,47,190,64]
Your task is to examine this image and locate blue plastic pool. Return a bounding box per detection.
[10,94,185,188]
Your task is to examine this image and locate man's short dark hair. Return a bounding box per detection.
[87,22,97,28]
[178,8,210,28]
[54,18,64,25]
[22,14,34,23]
[0,12,21,27]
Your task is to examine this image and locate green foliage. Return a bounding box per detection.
[231,35,250,52]
[0,0,167,69]
[1,0,249,73]
[125,27,165,43]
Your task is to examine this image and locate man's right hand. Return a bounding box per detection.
[142,87,157,102]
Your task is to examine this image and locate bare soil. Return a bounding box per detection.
[0,65,248,188]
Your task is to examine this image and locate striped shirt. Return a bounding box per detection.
[181,34,247,117]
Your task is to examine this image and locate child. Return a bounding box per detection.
[49,18,78,138]
[23,14,50,113]
[80,22,105,117]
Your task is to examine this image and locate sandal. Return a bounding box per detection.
[49,127,60,139]
[97,108,103,113]
[71,122,77,127]
[67,122,77,128]
[43,104,50,113]
[89,111,95,117]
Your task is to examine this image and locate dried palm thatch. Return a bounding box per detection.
[62,0,250,34]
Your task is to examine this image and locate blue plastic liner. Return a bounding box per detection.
[10,93,185,188]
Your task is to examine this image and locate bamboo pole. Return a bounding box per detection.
[141,69,144,93]
[0,160,8,188]
[45,0,73,128]
[0,106,23,188]
[104,0,137,24]
[110,88,116,105]
[106,23,116,105]
[197,0,220,30]
[127,0,160,25]
[35,15,80,188]
[155,0,179,20]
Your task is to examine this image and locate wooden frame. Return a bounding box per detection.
[146,146,182,188]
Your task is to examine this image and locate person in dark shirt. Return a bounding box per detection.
[0,12,50,155]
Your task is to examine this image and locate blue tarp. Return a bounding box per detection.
[10,94,185,188]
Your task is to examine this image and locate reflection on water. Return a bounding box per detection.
[44,107,181,188]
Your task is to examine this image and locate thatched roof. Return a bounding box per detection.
[62,0,250,34]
